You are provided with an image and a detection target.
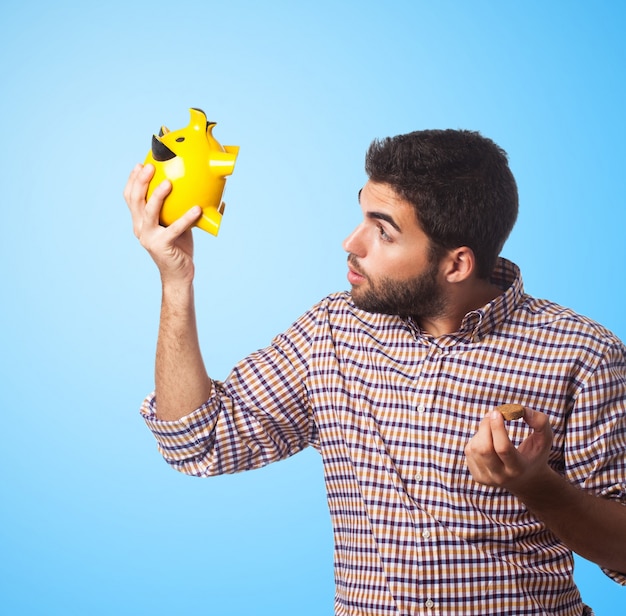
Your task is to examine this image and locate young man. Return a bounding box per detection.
[125,129,626,615]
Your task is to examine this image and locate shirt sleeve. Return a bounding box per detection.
[564,339,626,584]
[140,303,321,477]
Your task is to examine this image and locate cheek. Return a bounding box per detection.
[380,250,428,281]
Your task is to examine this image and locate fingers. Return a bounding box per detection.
[487,407,551,456]
[123,164,204,285]
[124,164,187,242]
[124,163,154,208]
[123,163,144,204]
[464,414,502,483]
[465,412,523,484]
[124,164,199,234]
[466,407,555,490]
[522,406,551,437]
[488,411,518,461]
[143,177,172,226]
[517,408,553,463]
[166,205,203,235]
[124,164,155,237]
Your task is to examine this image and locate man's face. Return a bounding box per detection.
[342,181,447,320]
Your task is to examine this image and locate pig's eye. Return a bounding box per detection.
[176,137,185,142]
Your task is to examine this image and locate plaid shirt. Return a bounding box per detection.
[142,258,626,615]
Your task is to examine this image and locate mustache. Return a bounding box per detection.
[347,254,367,278]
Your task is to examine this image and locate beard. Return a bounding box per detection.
[348,255,447,320]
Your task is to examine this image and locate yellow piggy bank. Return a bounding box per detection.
[144,108,239,236]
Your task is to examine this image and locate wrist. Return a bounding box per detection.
[161,278,195,308]
[510,466,570,511]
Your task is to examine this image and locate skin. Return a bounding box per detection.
[342,181,502,336]
[465,409,626,573]
[124,163,212,421]
[125,169,626,574]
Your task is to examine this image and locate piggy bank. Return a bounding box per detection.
[144,108,239,236]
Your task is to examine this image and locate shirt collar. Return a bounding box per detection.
[404,257,524,345]
[461,256,524,342]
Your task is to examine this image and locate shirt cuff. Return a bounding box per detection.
[140,391,219,466]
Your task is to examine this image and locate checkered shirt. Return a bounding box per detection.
[142,258,626,615]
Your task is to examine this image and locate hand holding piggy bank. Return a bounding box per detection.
[144,108,239,236]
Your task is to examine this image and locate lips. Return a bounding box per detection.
[347,256,367,284]
[348,270,366,285]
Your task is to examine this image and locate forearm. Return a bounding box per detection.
[155,281,212,420]
[513,468,626,573]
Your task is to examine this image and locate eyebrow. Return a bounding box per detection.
[358,189,402,233]
[367,212,402,233]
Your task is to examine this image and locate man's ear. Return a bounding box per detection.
[441,246,475,283]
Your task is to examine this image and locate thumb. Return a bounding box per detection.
[523,407,552,437]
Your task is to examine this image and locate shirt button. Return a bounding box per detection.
[422,530,431,539]
[425,599,435,609]
[417,403,426,413]
[415,472,423,482]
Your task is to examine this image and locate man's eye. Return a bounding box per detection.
[378,225,392,241]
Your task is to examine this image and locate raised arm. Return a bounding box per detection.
[124,163,212,420]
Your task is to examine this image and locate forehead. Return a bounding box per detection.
[359,181,422,232]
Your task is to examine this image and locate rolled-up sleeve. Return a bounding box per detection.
[140,304,321,477]
[565,340,626,584]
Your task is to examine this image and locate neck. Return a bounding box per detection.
[418,279,502,337]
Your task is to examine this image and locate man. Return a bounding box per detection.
[124,129,626,615]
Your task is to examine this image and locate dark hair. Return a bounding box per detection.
[365,129,518,278]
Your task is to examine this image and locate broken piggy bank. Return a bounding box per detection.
[144,108,239,236]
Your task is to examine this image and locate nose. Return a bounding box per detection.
[342,224,365,256]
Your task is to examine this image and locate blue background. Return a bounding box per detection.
[1,1,624,613]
